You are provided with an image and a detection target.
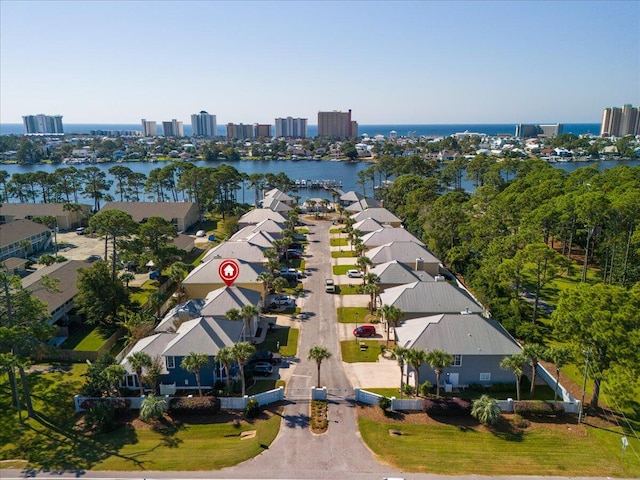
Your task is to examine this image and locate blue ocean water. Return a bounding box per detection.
[0,122,601,137]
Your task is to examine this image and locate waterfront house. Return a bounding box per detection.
[395,313,522,389]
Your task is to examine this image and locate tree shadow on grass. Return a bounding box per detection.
[488,417,525,442]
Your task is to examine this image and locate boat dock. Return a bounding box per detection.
[292,179,343,190]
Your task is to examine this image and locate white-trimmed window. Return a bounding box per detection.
[453,354,462,367]
[166,356,175,369]
[479,372,491,381]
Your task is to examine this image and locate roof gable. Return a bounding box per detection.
[379,281,482,314]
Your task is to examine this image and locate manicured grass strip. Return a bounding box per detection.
[330,238,349,247]
[333,264,357,275]
[336,284,363,295]
[93,413,281,471]
[129,280,159,306]
[340,340,382,363]
[337,307,371,323]
[60,323,96,349]
[358,417,640,477]
[261,326,299,357]
[365,387,403,398]
[329,228,341,234]
[73,327,109,351]
[331,250,355,258]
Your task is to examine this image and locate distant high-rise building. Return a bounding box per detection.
[162,119,184,137]
[141,119,158,137]
[22,114,64,135]
[275,117,308,138]
[601,104,640,137]
[515,123,563,138]
[191,111,217,138]
[226,123,254,139]
[317,110,357,138]
[254,124,272,138]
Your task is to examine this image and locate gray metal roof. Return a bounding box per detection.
[350,208,401,225]
[162,316,244,357]
[352,218,383,233]
[361,227,425,247]
[379,281,483,315]
[395,314,521,356]
[345,197,381,212]
[200,285,262,317]
[202,240,268,263]
[370,260,432,285]
[366,242,441,265]
[183,258,266,286]
[239,209,288,225]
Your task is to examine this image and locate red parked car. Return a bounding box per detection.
[353,325,376,337]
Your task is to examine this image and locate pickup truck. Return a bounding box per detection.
[325,278,335,293]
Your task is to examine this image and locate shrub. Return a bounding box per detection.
[140,394,167,423]
[471,395,501,426]
[79,398,130,411]
[468,383,485,392]
[84,402,118,433]
[245,398,260,418]
[402,383,416,396]
[169,396,220,414]
[511,413,531,429]
[423,397,472,417]
[419,381,432,397]
[378,396,392,413]
[513,401,565,416]
[486,383,514,393]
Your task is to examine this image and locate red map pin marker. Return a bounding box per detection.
[218,259,240,287]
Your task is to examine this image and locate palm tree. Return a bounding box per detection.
[215,346,236,394]
[426,349,454,398]
[120,270,135,288]
[307,199,317,217]
[356,255,372,276]
[500,353,527,401]
[240,305,259,341]
[128,351,153,396]
[308,345,332,388]
[378,304,403,348]
[225,308,241,322]
[390,345,408,398]
[232,342,256,397]
[471,395,501,426]
[181,352,209,397]
[140,394,167,423]
[103,364,126,397]
[405,348,427,392]
[362,282,380,313]
[522,343,545,396]
[545,346,573,401]
[168,261,189,300]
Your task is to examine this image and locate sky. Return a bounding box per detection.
[1,0,639,125]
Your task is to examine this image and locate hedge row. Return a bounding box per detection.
[169,396,221,414]
[423,397,472,416]
[80,398,131,411]
[513,401,565,416]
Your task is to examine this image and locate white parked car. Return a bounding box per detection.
[195,230,206,237]
[347,269,363,278]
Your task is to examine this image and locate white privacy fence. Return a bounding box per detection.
[74,386,285,413]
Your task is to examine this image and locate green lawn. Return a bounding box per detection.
[73,327,109,351]
[340,340,382,363]
[60,323,99,350]
[330,238,349,247]
[358,416,640,477]
[365,387,403,398]
[331,250,355,258]
[260,326,299,357]
[335,284,363,295]
[329,228,341,234]
[0,363,282,471]
[333,264,357,275]
[337,307,372,323]
[129,280,159,306]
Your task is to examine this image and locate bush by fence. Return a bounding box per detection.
[169,396,221,414]
[423,397,472,416]
[513,401,566,416]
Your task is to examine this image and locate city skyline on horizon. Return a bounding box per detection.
[1,1,638,125]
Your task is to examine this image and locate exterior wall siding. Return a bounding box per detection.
[417,354,515,386]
